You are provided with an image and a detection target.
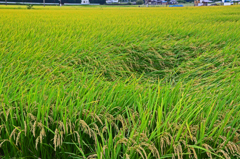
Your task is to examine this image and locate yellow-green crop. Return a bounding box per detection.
[0,5,240,159]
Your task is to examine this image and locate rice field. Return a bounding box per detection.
[0,5,240,159]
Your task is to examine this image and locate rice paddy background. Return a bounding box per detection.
[0,5,240,158]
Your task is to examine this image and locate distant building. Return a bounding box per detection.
[202,0,212,5]
[106,0,118,4]
[222,0,231,5]
[145,0,170,5]
[195,0,239,5]
[194,0,212,5]
[81,0,90,4]
[232,0,240,4]
[169,0,178,4]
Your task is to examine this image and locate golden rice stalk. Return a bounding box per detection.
[163,132,173,145]
[28,113,36,121]
[141,142,160,159]
[115,138,128,148]
[9,127,18,140]
[87,154,97,159]
[218,136,239,155]
[48,115,54,123]
[125,154,130,159]
[104,115,119,133]
[219,136,227,141]
[138,146,148,159]
[77,120,92,138]
[91,112,103,125]
[24,121,27,136]
[128,138,137,145]
[105,113,115,121]
[178,144,183,159]
[225,141,239,155]
[111,122,119,132]
[236,144,240,154]
[202,144,214,159]
[16,131,22,146]
[102,126,107,134]
[0,125,5,135]
[233,132,239,143]
[190,147,198,159]
[165,135,171,145]
[40,128,46,144]
[54,129,58,151]
[37,122,43,129]
[128,145,144,159]
[224,145,230,154]
[160,137,165,155]
[56,132,61,149]
[230,141,239,154]
[191,136,198,144]
[91,123,100,135]
[59,121,65,134]
[187,148,192,159]
[0,139,8,148]
[217,150,230,159]
[60,131,64,146]
[115,115,126,131]
[33,121,37,137]
[35,136,39,150]
[179,140,187,149]
[5,108,11,121]
[74,131,81,146]
[90,129,98,146]
[173,144,180,159]
[102,145,108,155]
[132,133,149,142]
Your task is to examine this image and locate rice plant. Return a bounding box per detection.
[0,5,240,159]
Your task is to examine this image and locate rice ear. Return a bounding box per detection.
[54,129,58,151]
[0,139,8,148]
[16,131,22,146]
[74,131,81,146]
[9,127,18,140]
[125,154,130,159]
[35,136,39,150]
[87,154,97,159]
[202,144,213,159]
[24,121,27,136]
[33,121,37,137]
[217,150,230,159]
[190,147,198,159]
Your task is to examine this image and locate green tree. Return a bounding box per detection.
[136,0,143,4]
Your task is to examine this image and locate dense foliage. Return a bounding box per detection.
[0,5,240,159]
[136,0,144,5]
